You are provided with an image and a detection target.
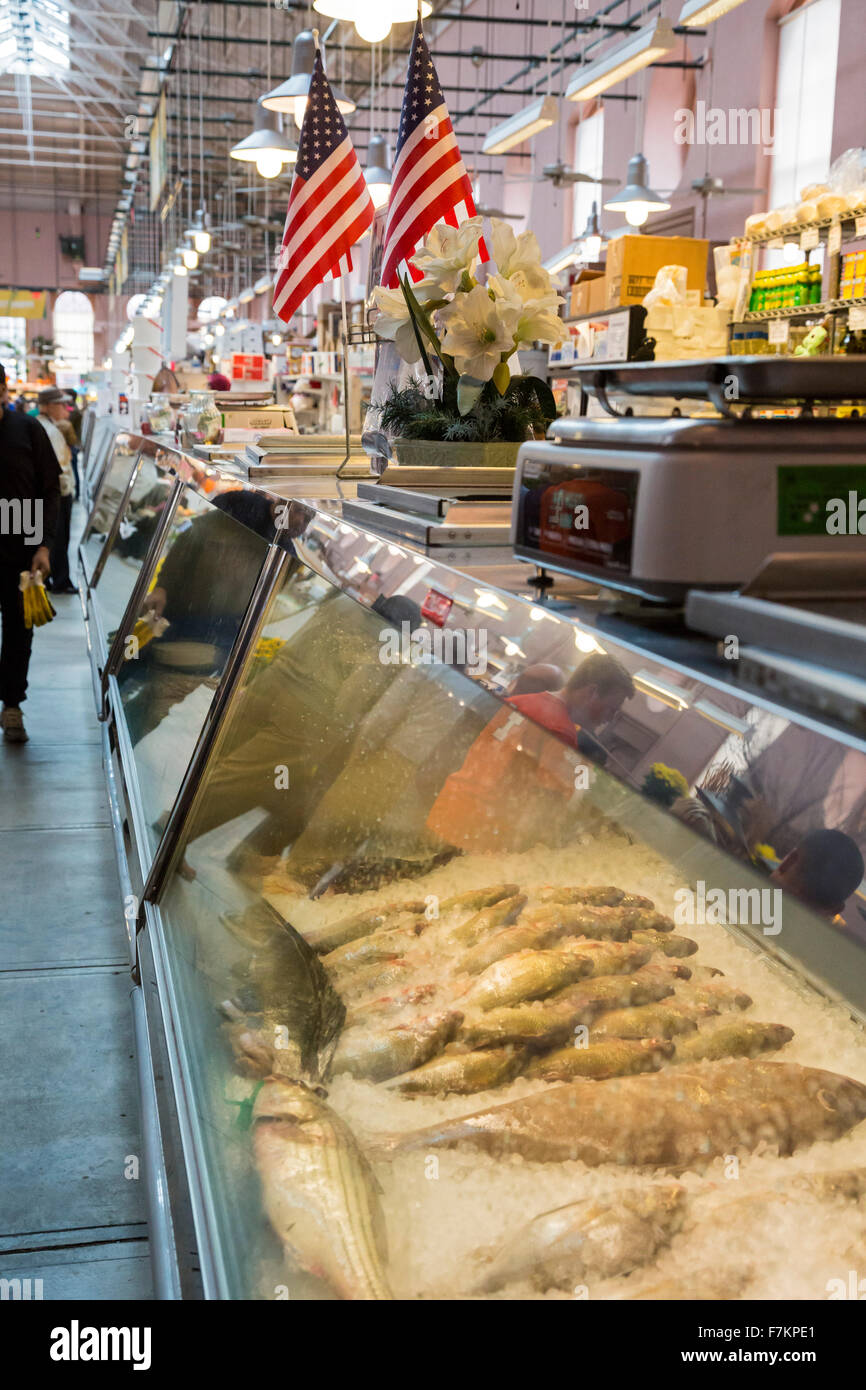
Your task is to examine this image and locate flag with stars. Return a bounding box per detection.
[380,21,486,289]
[273,48,375,323]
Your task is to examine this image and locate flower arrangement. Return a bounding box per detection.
[371,218,563,444]
[641,762,690,808]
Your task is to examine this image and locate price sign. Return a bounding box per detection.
[767,238,784,250]
[421,590,454,628]
[768,319,790,346]
[849,305,866,330]
[800,227,820,251]
[856,215,866,238]
[827,222,842,255]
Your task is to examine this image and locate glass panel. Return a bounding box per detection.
[80,434,139,580]
[90,444,178,637]
[115,484,276,855]
[154,558,866,1301]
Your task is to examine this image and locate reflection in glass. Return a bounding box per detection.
[116,487,276,851]
[150,559,866,1300]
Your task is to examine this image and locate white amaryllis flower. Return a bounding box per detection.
[410,217,484,295]
[438,283,520,382]
[489,219,557,300]
[370,286,424,364]
[488,275,563,346]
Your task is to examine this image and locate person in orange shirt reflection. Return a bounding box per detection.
[427,653,634,854]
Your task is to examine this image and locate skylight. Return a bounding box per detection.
[0,0,71,77]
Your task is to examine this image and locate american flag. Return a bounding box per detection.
[273,49,374,324]
[380,22,486,289]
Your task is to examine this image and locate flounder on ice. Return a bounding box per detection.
[383,1061,866,1166]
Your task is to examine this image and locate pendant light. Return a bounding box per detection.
[261,29,355,129]
[230,99,298,179]
[184,209,211,255]
[181,244,199,270]
[312,1,431,45]
[364,134,392,210]
[603,153,670,227]
[580,201,606,261]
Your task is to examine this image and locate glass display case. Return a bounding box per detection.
[82,432,866,1302]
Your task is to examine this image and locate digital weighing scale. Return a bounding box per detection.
[511,357,866,604]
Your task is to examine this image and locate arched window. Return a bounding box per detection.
[53,290,95,382]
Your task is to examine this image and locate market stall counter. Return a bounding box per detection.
[80,429,866,1302]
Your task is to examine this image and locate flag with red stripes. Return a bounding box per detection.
[273,49,375,323]
[380,21,487,289]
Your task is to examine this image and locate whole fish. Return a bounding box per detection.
[457,998,592,1051]
[337,957,414,1002]
[438,884,521,915]
[619,908,676,933]
[524,1037,674,1081]
[306,902,425,955]
[459,946,594,1013]
[561,939,653,978]
[474,1184,686,1293]
[451,894,528,948]
[674,1020,793,1064]
[453,974,677,1053]
[323,920,426,974]
[524,904,633,942]
[332,1010,462,1082]
[632,928,698,957]
[675,980,752,1012]
[252,1077,393,1299]
[538,886,654,910]
[391,1044,525,1095]
[345,983,437,1028]
[384,1061,866,1166]
[689,964,725,980]
[460,915,601,977]
[549,971,675,1012]
[591,1000,718,1040]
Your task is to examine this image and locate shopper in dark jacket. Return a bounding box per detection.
[0,364,61,742]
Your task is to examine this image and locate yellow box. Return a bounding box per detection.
[604,234,710,307]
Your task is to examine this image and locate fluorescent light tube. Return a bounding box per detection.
[566,18,676,103]
[482,94,559,156]
[678,0,749,25]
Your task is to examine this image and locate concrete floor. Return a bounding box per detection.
[0,507,153,1300]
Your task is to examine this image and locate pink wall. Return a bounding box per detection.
[0,206,115,290]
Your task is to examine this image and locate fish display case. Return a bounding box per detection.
[82,430,866,1302]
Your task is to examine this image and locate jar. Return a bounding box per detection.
[148,393,173,434]
[181,390,222,449]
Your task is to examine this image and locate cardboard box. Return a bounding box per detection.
[569,270,605,319]
[219,405,290,430]
[605,235,709,307]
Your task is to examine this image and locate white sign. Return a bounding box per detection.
[856,215,866,238]
[768,319,790,345]
[800,227,820,251]
[849,305,866,330]
[827,222,842,255]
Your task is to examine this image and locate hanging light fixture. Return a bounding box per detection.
[678,0,749,24]
[181,244,199,270]
[230,99,298,179]
[261,30,355,129]
[482,94,559,157]
[566,17,676,103]
[603,153,670,227]
[312,1,431,45]
[580,201,606,261]
[184,209,211,255]
[173,253,188,278]
[364,133,392,210]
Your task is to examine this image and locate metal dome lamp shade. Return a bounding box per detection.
[230,100,298,179]
[603,154,670,227]
[312,1,431,45]
[364,134,392,210]
[261,29,355,129]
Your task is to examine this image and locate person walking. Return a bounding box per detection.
[0,364,61,742]
[36,387,76,594]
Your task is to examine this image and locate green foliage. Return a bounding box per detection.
[380,374,556,444]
